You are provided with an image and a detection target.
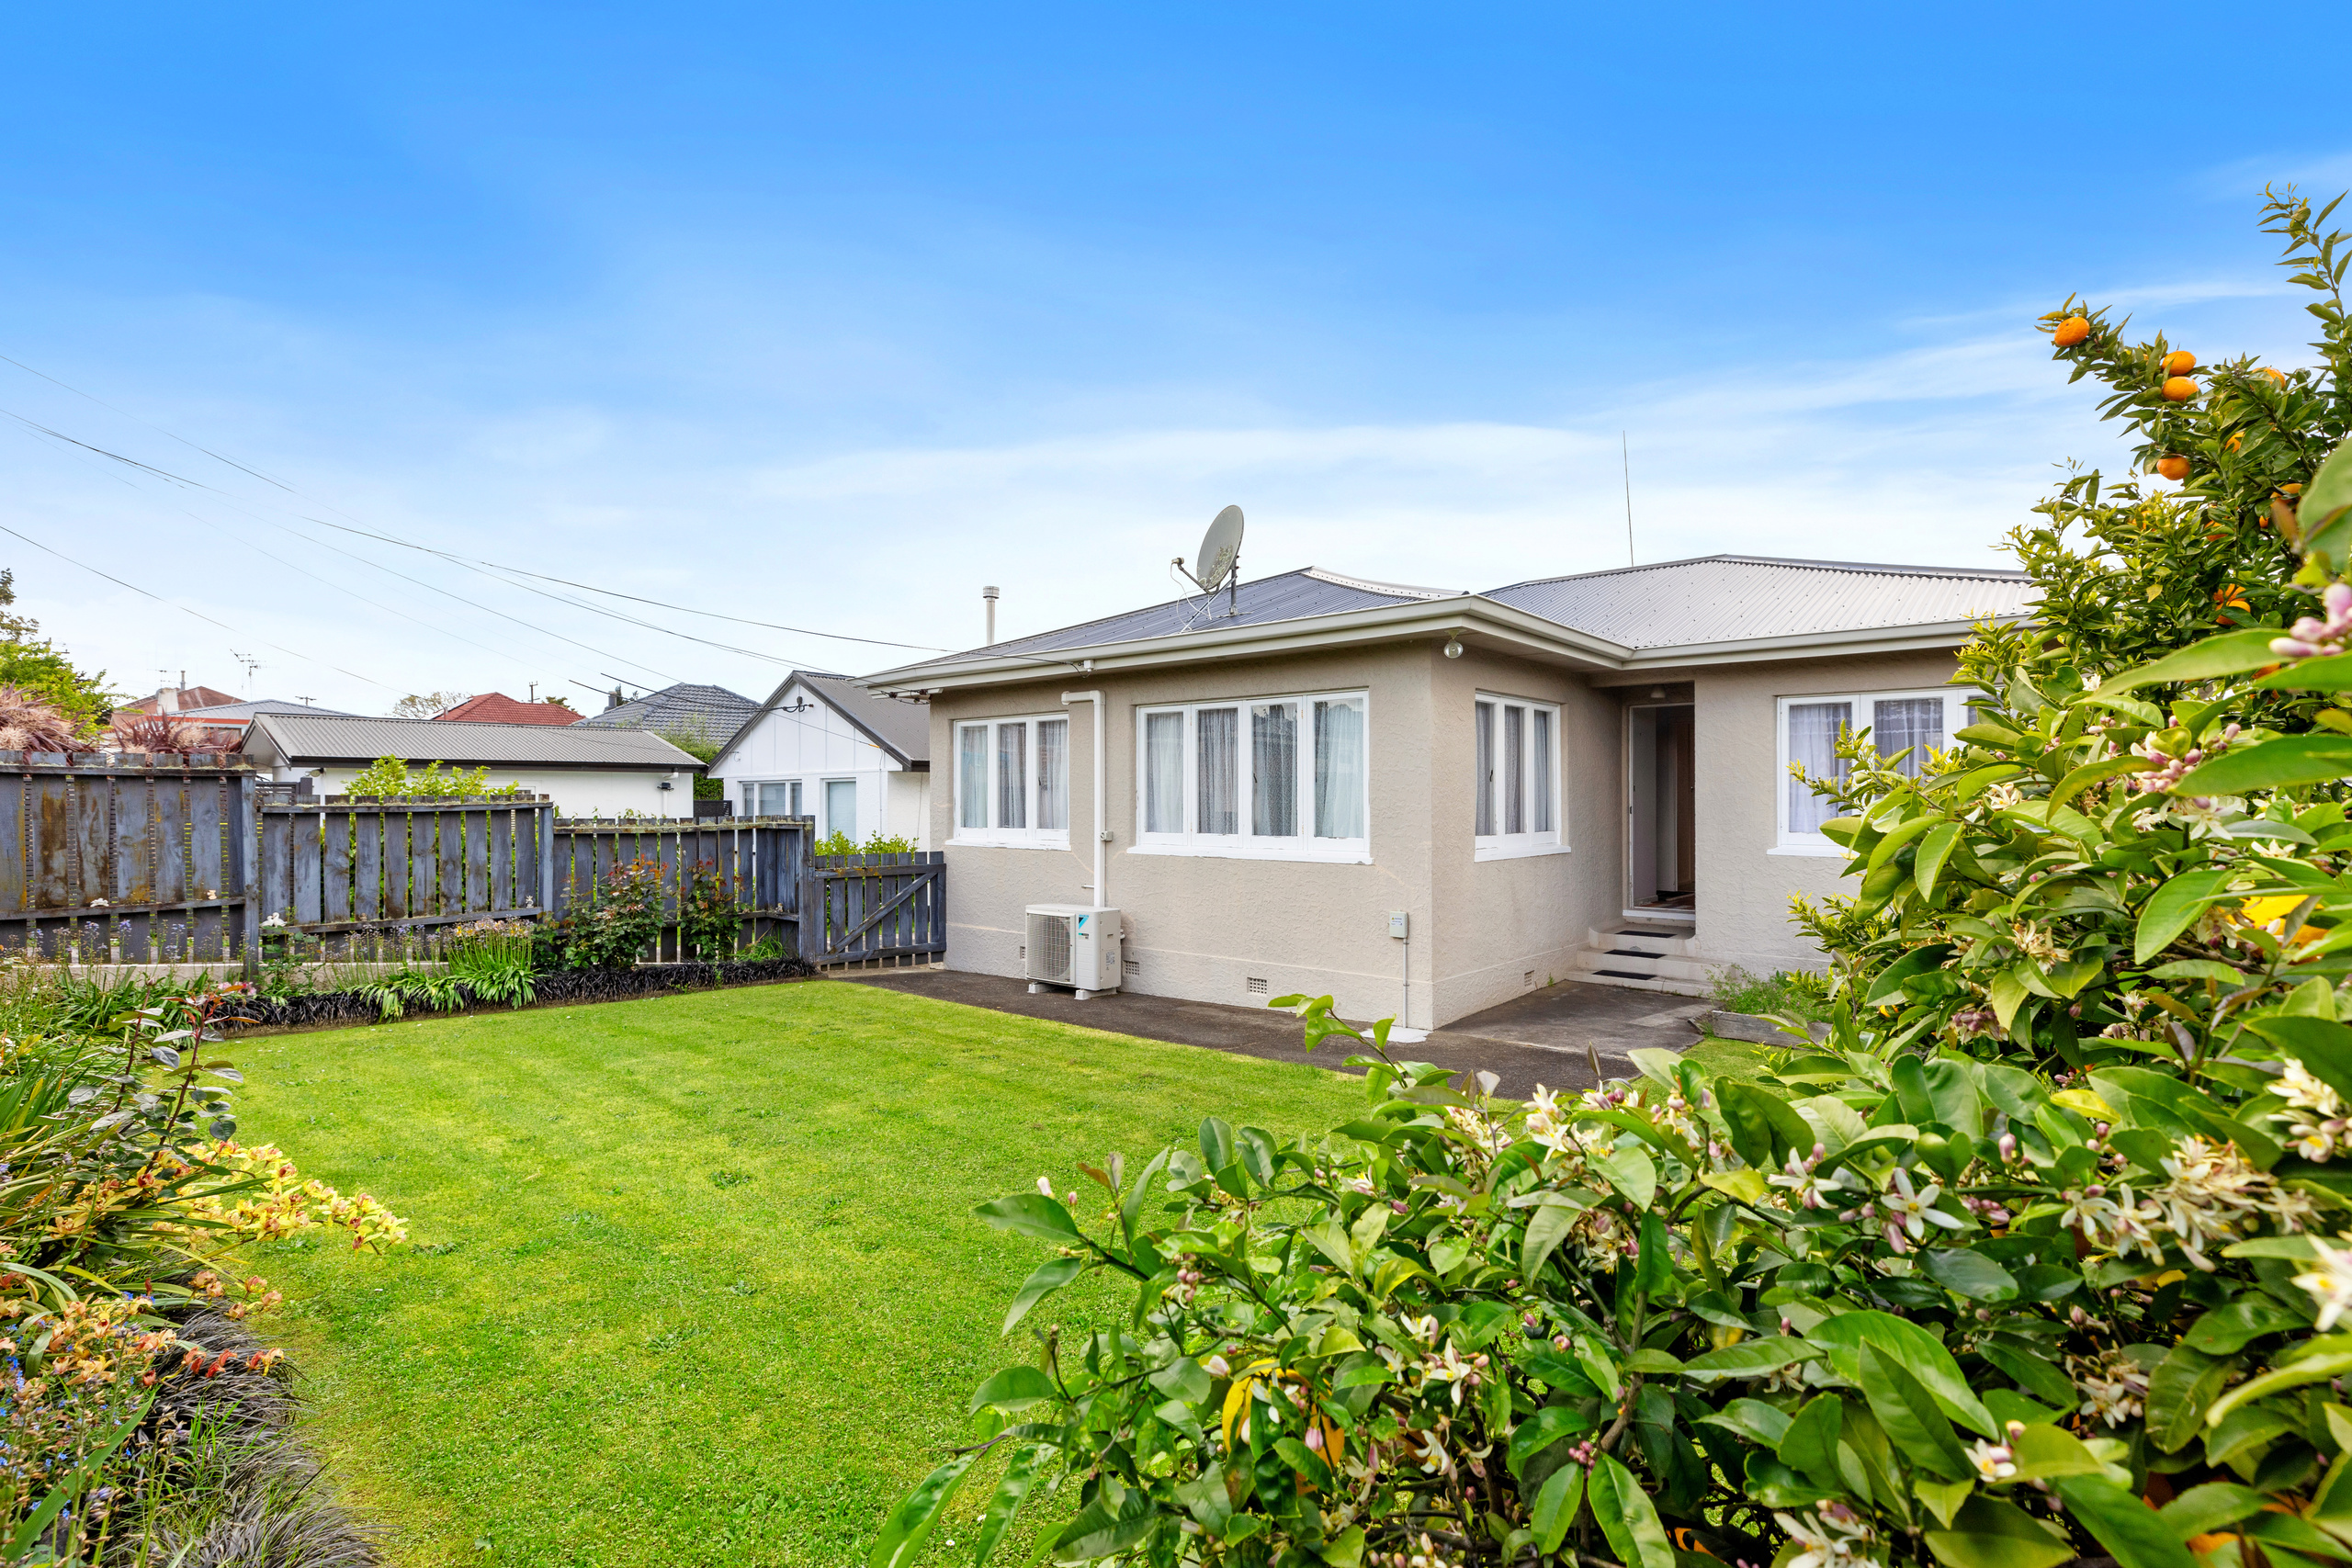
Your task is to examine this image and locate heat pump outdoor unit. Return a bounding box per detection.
[1024,905,1123,998]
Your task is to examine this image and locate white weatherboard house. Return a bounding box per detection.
[709,671,932,846]
[242,713,703,818]
[862,555,2036,1029]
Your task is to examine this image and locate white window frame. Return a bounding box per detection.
[1474,692,1566,861]
[948,714,1071,850]
[1773,686,1976,856]
[741,779,805,818]
[1131,689,1372,864]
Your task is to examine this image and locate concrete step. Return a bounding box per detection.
[1572,948,1714,986]
[1567,964,1713,998]
[1588,926,1701,959]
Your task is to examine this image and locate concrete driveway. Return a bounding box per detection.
[834,969,1705,1098]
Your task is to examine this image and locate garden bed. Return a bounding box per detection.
[214,954,818,1032]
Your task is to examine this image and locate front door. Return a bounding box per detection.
[1625,704,1695,914]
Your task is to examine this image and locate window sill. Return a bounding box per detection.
[947,834,1072,852]
[1768,843,1849,859]
[1475,840,1571,862]
[1128,840,1373,866]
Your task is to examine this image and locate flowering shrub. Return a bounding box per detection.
[344,754,527,798]
[873,192,2352,1568]
[678,865,751,960]
[542,857,664,969]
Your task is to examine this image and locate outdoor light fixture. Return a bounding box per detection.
[1442,637,1463,659]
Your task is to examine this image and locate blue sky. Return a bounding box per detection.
[4,5,2345,712]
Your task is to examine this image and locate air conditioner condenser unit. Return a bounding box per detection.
[1024,905,1123,998]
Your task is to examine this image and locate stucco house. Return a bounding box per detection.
[863,555,2035,1029]
[709,671,931,845]
[242,712,703,818]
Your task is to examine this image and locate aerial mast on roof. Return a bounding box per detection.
[1173,505,1245,619]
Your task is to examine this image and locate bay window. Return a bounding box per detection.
[952,714,1069,846]
[1136,690,1370,861]
[1776,687,1974,852]
[1474,694,1564,858]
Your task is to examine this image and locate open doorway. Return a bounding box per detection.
[1626,704,1695,915]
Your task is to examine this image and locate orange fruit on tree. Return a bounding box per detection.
[2225,433,2244,451]
[2157,455,2190,480]
[2162,350,2197,375]
[2052,316,2091,346]
[2163,377,2199,401]
[2261,367,2288,387]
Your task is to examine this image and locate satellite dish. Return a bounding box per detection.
[1193,506,1244,592]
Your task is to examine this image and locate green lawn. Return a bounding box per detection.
[240,980,1365,1567]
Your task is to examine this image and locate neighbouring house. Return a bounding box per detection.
[112,682,243,723]
[862,555,2036,1027]
[708,671,930,844]
[573,682,760,751]
[433,693,581,726]
[240,712,703,818]
[110,696,357,752]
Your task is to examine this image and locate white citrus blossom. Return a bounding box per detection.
[1967,1440,2018,1483]
[2293,1237,2352,1330]
[2268,1058,2348,1162]
[1878,1168,1962,1250]
[1774,1504,1883,1568]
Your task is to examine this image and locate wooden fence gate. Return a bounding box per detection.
[803,851,944,964]
[548,817,813,962]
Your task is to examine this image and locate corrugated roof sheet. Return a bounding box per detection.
[248,713,699,769]
[1481,556,2035,649]
[174,699,360,720]
[573,682,759,746]
[938,568,1458,665]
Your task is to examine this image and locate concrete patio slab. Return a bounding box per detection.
[831,970,1704,1099]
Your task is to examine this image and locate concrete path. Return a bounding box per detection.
[832,970,1705,1098]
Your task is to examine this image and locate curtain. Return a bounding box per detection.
[1474,702,1496,836]
[1145,712,1184,834]
[1036,718,1069,829]
[826,779,858,841]
[1196,707,1238,834]
[1313,698,1365,840]
[958,727,988,829]
[1787,702,1851,833]
[1873,697,1944,777]
[1251,702,1297,837]
[997,723,1027,829]
[1503,705,1525,834]
[1532,709,1555,832]
[758,781,799,818]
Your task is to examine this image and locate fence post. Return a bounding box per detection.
[232,772,261,978]
[537,799,557,916]
[795,822,824,964]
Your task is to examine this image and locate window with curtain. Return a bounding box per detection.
[1035,718,1069,829]
[1314,698,1364,840]
[1474,701,1497,836]
[1144,712,1184,834]
[755,781,802,818]
[825,779,857,841]
[1474,694,1564,853]
[1196,707,1238,835]
[1872,697,1944,777]
[1251,702,1297,837]
[1785,702,1852,835]
[1136,690,1369,858]
[953,715,1070,844]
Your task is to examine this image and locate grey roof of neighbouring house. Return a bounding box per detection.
[175,699,361,721]
[1481,557,2035,649]
[572,682,760,746]
[713,671,931,770]
[243,713,700,772]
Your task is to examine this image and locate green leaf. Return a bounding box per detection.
[1119,1149,1170,1253]
[1199,1116,1234,1173]
[2186,1294,2308,1354]
[1592,1145,1657,1209]
[1717,1081,1815,1168]
[1920,1248,2018,1302]
[2301,432,2352,568]
[2206,1403,2295,1468]
[2105,627,2290,694]
[2158,1483,2270,1540]
[976,1193,1084,1246]
[1522,1200,1577,1284]
[866,1451,979,1568]
[969,1444,1049,1565]
[2145,1343,2232,1453]
[1589,1454,1675,1568]
[1978,1336,2080,1410]
[1697,1398,1793,1447]
[2048,1474,2198,1568]
[2176,733,2352,795]
[2257,655,2352,693]
[2205,1351,2352,1430]
[2134,867,2236,964]
[1917,821,1963,901]
[1002,1258,1084,1335]
[1987,968,2028,1032]
[1860,1340,1973,1482]
[1917,1478,1977,1530]
[1532,1461,1588,1556]
[1050,1491,1158,1562]
[2008,1423,2107,1480]
[1776,1393,1844,1492]
[970,1365,1058,1413]
[1681,1338,1819,1379]
[1925,1497,2078,1568]
[1510,1405,1596,1477]
[1634,1212,1672,1298]
[2246,1017,2352,1106]
[1808,1311,1998,1437]
[2053,754,2159,810]
[1149,1357,1212,1404]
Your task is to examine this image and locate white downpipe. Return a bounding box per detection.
[1062,689,1107,909]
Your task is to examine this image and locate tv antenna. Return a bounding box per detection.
[230,649,262,697]
[1172,505,1245,623]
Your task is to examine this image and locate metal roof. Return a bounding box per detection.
[573,682,760,747]
[171,698,361,721]
[245,713,700,771]
[712,671,931,770]
[1482,556,2036,649]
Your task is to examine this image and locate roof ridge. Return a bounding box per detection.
[1301,567,1462,601]
[948,566,1328,659]
[1484,554,2031,593]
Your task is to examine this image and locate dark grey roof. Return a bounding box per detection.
[933,568,1461,666]
[1482,556,2036,649]
[573,682,760,746]
[175,698,361,720]
[244,713,699,772]
[713,671,931,770]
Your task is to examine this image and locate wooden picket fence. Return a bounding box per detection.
[0,753,941,971]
